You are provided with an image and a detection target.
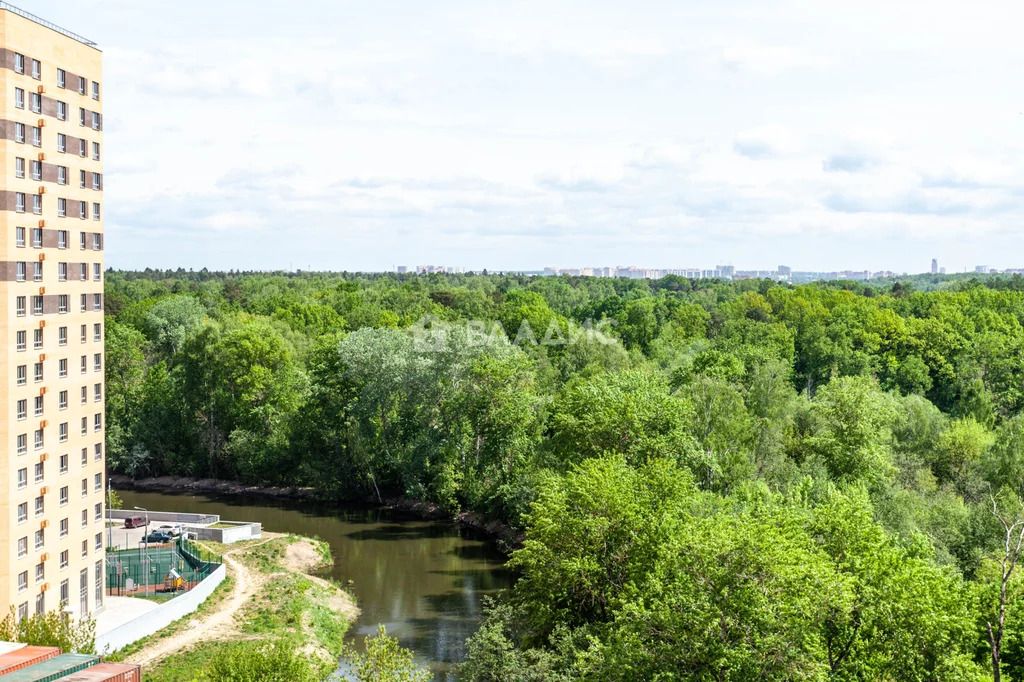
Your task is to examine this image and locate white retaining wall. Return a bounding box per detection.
[95,563,226,653]
[195,523,261,544]
[109,510,220,525]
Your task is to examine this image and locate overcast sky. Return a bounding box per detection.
[31,0,1024,273]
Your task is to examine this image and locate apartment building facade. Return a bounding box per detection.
[0,5,105,620]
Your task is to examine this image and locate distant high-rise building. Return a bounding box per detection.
[975,265,989,274]
[777,265,792,277]
[396,266,408,274]
[0,5,105,621]
[931,258,938,274]
[940,267,947,274]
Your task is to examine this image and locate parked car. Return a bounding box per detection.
[124,515,148,529]
[157,524,182,537]
[143,531,172,544]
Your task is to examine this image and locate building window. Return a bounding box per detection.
[80,416,87,434]
[59,390,68,409]
[81,448,87,466]
[81,479,87,498]
[17,467,27,487]
[94,503,102,521]
[18,537,28,557]
[60,486,69,506]
[58,230,68,249]
[92,203,100,221]
[91,112,100,130]
[80,568,88,614]
[14,87,24,109]
[33,261,42,282]
[57,68,66,88]
[16,296,25,316]
[32,228,42,248]
[93,323,101,341]
[35,563,44,583]
[16,330,26,351]
[60,551,68,569]
[34,495,43,516]
[34,362,43,382]
[17,433,27,454]
[15,157,25,178]
[33,395,43,416]
[31,295,42,317]
[92,142,100,161]
[34,462,43,483]
[31,127,41,147]
[32,194,42,214]
[93,234,101,250]
[31,160,41,181]
[16,262,25,282]
[14,53,24,74]
[57,100,67,120]
[57,133,66,153]
[58,358,68,378]
[95,534,102,552]
[15,192,25,212]
[57,166,67,185]
[58,262,67,281]
[57,198,67,218]
[15,227,26,247]
[30,92,41,114]
[94,472,102,491]
[18,572,27,593]
[92,173,101,191]
[93,294,101,311]
[80,294,87,312]
[93,264,101,282]
[93,384,101,402]
[13,122,27,144]
[59,295,68,314]
[60,518,68,537]
[60,455,68,474]
[16,399,26,421]
[17,502,27,523]
[78,201,87,219]
[59,422,68,442]
[92,81,99,100]
[34,529,44,549]
[93,413,102,431]
[34,428,43,450]
[94,443,102,461]
[78,76,86,95]
[80,355,87,374]
[31,59,40,79]
[33,327,43,349]
[79,107,86,126]
[80,324,87,342]
[93,353,102,370]
[79,139,87,158]
[17,365,26,386]
[80,232,87,250]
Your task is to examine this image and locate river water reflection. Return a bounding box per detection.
[117,489,514,680]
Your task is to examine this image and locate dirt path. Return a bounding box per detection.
[122,534,301,668]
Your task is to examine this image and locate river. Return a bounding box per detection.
[116,489,514,680]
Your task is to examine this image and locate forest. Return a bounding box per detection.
[103,269,1024,680]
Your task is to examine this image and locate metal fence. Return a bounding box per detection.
[106,537,221,596]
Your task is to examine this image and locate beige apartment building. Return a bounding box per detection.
[0,5,105,620]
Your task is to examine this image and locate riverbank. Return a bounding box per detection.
[108,532,358,681]
[110,474,525,549]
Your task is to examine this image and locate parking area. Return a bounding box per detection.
[107,521,184,551]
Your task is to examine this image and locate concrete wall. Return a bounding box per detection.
[95,563,225,653]
[109,510,219,525]
[195,523,261,544]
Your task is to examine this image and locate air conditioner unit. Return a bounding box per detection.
[39,253,45,261]
[40,553,49,562]
[37,118,45,127]
[40,487,48,495]
[37,85,44,94]
[39,453,48,462]
[40,387,47,395]
[40,583,49,592]
[39,287,45,294]
[40,520,48,529]
[37,219,45,227]
[37,153,44,161]
[39,354,46,362]
[40,420,47,428]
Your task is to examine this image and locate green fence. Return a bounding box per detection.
[106,537,221,596]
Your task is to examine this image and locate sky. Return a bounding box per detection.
[26,0,1024,273]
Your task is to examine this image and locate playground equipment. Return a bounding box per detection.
[164,568,184,592]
